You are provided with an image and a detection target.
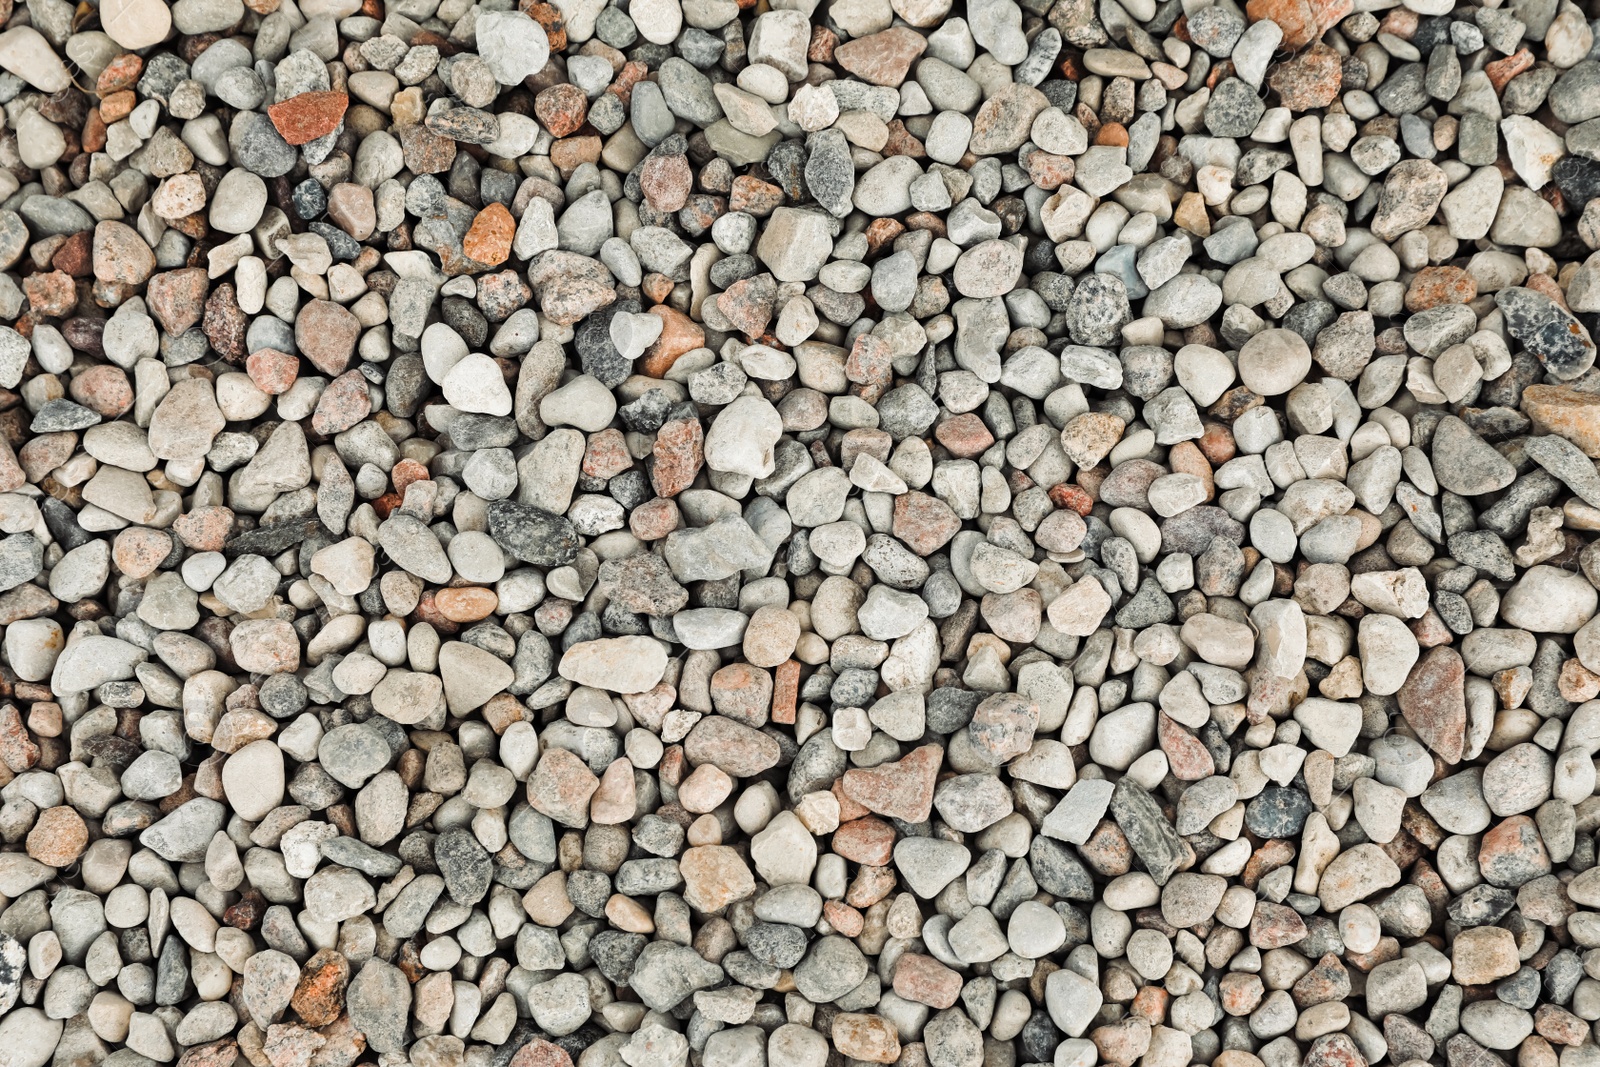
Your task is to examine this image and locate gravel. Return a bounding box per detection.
[1,2,1600,1067]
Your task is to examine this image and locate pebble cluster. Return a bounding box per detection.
[2,0,1600,1065]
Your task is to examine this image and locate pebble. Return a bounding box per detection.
[0,4,1587,1067]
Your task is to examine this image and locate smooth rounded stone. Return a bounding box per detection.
[1006,900,1066,958]
[1,615,59,682]
[1421,770,1493,834]
[122,751,183,800]
[559,637,668,693]
[101,0,172,47]
[210,170,268,234]
[858,585,930,640]
[894,837,972,898]
[1432,415,1516,496]
[1460,1001,1534,1050]
[443,354,514,415]
[1499,565,1598,632]
[854,156,923,215]
[673,608,748,649]
[539,374,616,430]
[1480,743,1553,816]
[347,959,410,1053]
[139,798,227,862]
[757,207,836,280]
[434,641,515,714]
[1371,734,1433,796]
[705,396,783,478]
[1045,968,1103,1038]
[793,936,869,1003]
[318,724,391,789]
[477,11,551,83]
[1357,614,1419,695]
[221,740,285,821]
[953,240,1023,298]
[933,773,1014,832]
[0,1009,62,1067]
[1238,329,1312,395]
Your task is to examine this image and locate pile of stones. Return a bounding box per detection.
[2,0,1600,1066]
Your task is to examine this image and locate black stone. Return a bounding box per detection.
[1244,786,1314,839]
[309,221,362,260]
[574,298,638,387]
[1555,154,1600,210]
[1496,286,1598,380]
[488,500,580,567]
[590,931,647,984]
[291,178,327,219]
[1028,834,1095,901]
[1020,1011,1062,1063]
[40,495,92,551]
[225,519,322,557]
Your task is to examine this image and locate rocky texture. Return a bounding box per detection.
[0,5,1598,1067]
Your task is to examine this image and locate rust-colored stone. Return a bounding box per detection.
[146,268,209,334]
[268,91,349,146]
[628,497,680,540]
[1478,814,1551,888]
[841,745,941,823]
[1267,43,1342,109]
[114,527,173,579]
[97,53,143,94]
[1486,48,1534,91]
[1523,384,1600,457]
[934,413,995,459]
[23,271,76,317]
[509,1040,573,1067]
[291,949,350,1027]
[69,364,133,417]
[1158,712,1215,780]
[462,203,514,267]
[1249,900,1308,948]
[1404,265,1477,312]
[247,348,300,395]
[892,491,961,555]
[640,305,703,377]
[177,1040,238,1067]
[434,587,498,623]
[1246,0,1352,48]
[0,703,40,772]
[1291,953,1350,1007]
[1048,483,1095,514]
[649,416,703,498]
[28,805,87,866]
[1397,646,1466,764]
[892,953,962,1009]
[639,153,693,213]
[772,659,799,725]
[173,506,234,551]
[534,83,587,137]
[833,26,926,86]
[518,0,569,52]
[823,899,865,937]
[730,175,783,216]
[831,816,897,866]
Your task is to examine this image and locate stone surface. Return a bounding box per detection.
[0,7,1590,1067]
